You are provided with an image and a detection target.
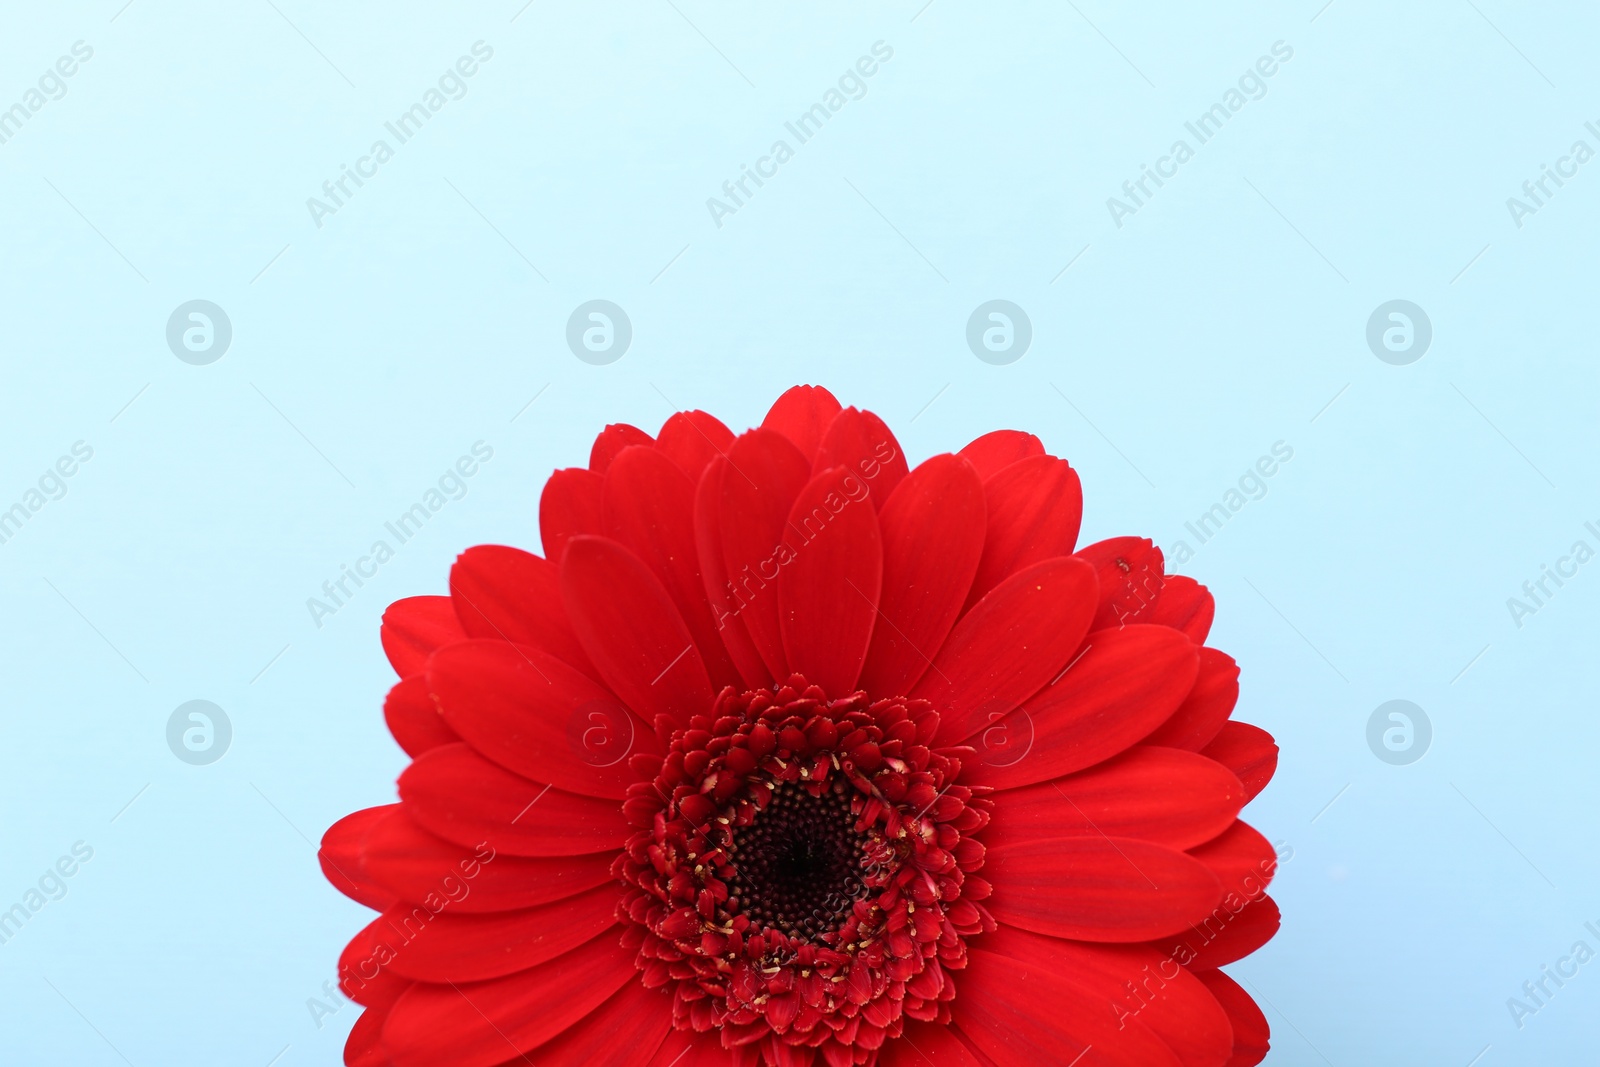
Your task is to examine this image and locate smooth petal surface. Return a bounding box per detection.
[1189,820,1278,900]
[511,979,673,1067]
[383,932,636,1067]
[399,743,630,856]
[985,747,1246,852]
[986,836,1223,942]
[1143,647,1240,751]
[1146,574,1215,643]
[381,596,466,679]
[361,809,615,913]
[381,884,621,983]
[383,675,457,758]
[811,406,909,508]
[716,430,813,679]
[429,639,648,799]
[1196,969,1271,1067]
[761,384,842,459]
[966,455,1083,605]
[914,556,1098,745]
[1202,722,1279,802]
[879,1021,988,1066]
[777,466,883,695]
[859,454,987,699]
[448,545,595,675]
[655,409,735,482]
[1149,894,1281,970]
[561,535,715,728]
[693,455,772,689]
[603,445,739,690]
[322,806,399,913]
[974,625,1201,788]
[956,429,1044,480]
[539,467,604,564]
[1075,536,1165,631]
[590,423,654,472]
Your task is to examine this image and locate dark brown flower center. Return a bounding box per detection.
[729,780,867,941]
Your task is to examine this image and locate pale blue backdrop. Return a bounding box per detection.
[2,2,1596,1064]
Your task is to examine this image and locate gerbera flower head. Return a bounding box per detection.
[322,385,1282,1067]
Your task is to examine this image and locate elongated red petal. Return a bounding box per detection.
[321,806,399,912]
[380,884,620,983]
[512,979,674,1067]
[694,455,772,689]
[343,980,410,1065]
[859,454,986,699]
[430,639,648,799]
[646,1028,728,1065]
[381,596,466,679]
[561,535,714,728]
[1195,969,1271,1067]
[914,557,1098,745]
[1075,536,1165,631]
[761,384,842,460]
[590,422,654,473]
[986,836,1223,942]
[717,430,813,679]
[361,808,615,913]
[958,941,1181,1067]
[811,407,909,509]
[399,743,630,856]
[1202,722,1279,801]
[985,747,1246,852]
[1145,574,1215,643]
[777,466,883,695]
[384,676,458,758]
[603,445,739,690]
[966,455,1083,606]
[655,409,736,482]
[956,429,1044,480]
[539,467,604,564]
[1147,894,1280,970]
[1189,820,1278,901]
[973,625,1201,788]
[448,545,595,675]
[382,932,637,1067]
[878,1020,988,1066]
[1142,647,1239,751]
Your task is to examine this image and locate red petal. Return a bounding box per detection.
[986,836,1223,942]
[380,884,620,983]
[340,913,427,1006]
[879,1020,987,1066]
[914,557,1098,745]
[966,456,1083,606]
[761,385,842,460]
[321,806,399,912]
[777,466,883,694]
[980,928,1231,1067]
[1145,574,1215,644]
[383,932,637,1067]
[1147,894,1280,970]
[384,676,457,758]
[430,639,649,799]
[1195,969,1271,1067]
[561,535,715,727]
[539,467,604,564]
[694,456,772,689]
[1202,722,1278,802]
[985,747,1246,852]
[646,1028,729,1065]
[859,454,986,699]
[973,625,1201,788]
[1189,820,1279,902]
[399,743,630,856]
[344,982,410,1066]
[381,596,466,679]
[811,407,909,510]
[959,940,1181,1067]
[590,423,654,473]
[956,429,1045,480]
[1142,648,1239,752]
[1075,536,1165,631]
[604,445,740,690]
[509,979,673,1067]
[655,409,736,482]
[448,546,596,675]
[716,430,813,679]
[361,808,614,913]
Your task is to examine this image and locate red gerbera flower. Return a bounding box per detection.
[321,385,1282,1067]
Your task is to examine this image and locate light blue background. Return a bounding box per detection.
[2,2,1596,1064]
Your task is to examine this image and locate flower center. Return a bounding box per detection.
[729,780,866,941]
